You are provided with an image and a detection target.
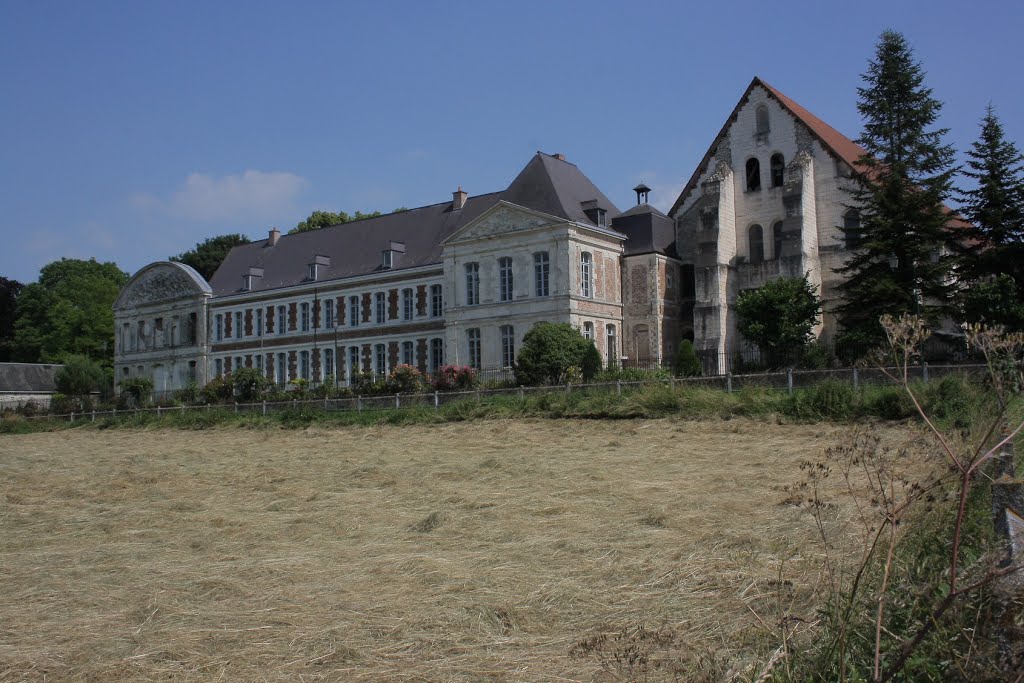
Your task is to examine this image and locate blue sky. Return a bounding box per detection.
[2,0,1021,283]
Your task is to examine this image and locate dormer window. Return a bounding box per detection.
[596,208,607,227]
[581,199,608,227]
[243,266,263,291]
[382,241,406,270]
[307,255,330,281]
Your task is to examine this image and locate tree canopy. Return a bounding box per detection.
[12,258,128,366]
[288,209,382,235]
[0,276,23,362]
[736,276,821,366]
[836,30,957,348]
[170,233,251,281]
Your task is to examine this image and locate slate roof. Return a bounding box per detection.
[668,77,867,217]
[612,203,678,259]
[209,153,622,295]
[0,363,61,393]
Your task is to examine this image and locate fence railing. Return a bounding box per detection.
[6,362,988,424]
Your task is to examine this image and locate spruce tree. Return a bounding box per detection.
[955,105,1024,314]
[836,30,957,350]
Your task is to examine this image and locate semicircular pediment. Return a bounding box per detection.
[114,261,211,310]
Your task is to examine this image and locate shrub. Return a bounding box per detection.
[515,322,594,385]
[118,376,154,406]
[581,343,603,381]
[352,371,386,395]
[432,365,477,391]
[50,392,92,414]
[231,367,271,402]
[176,380,200,404]
[54,355,105,397]
[388,364,425,393]
[673,340,702,377]
[201,375,234,404]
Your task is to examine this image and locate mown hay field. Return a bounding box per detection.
[0,418,928,681]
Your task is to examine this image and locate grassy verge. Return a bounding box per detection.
[0,374,997,436]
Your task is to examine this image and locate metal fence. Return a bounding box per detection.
[9,362,988,424]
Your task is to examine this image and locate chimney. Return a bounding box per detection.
[453,186,468,210]
[268,227,281,246]
[553,153,566,161]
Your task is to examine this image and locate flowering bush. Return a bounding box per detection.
[388,364,425,393]
[432,365,477,391]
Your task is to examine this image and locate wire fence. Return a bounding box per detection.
[8,362,989,424]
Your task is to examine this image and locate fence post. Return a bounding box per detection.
[616,380,622,396]
[234,402,238,414]
[395,393,400,409]
[357,395,362,411]
[518,385,524,400]
[726,373,733,393]
[853,367,859,390]
[787,368,794,396]
[70,411,75,423]
[922,361,929,384]
[91,410,95,422]
[434,391,439,410]
[157,405,162,417]
[262,400,267,416]
[566,382,571,395]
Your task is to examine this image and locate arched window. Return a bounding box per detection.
[772,221,784,260]
[749,224,764,264]
[755,105,770,135]
[770,153,785,188]
[745,158,761,192]
[606,324,618,366]
[843,209,862,249]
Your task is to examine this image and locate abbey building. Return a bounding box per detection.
[114,77,871,392]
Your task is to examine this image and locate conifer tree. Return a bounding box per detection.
[836,30,957,350]
[955,105,1024,306]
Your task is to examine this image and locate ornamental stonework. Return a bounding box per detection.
[120,268,201,308]
[454,206,550,242]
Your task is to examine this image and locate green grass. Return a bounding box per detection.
[0,374,1005,437]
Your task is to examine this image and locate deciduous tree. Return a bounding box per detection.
[735,276,821,366]
[170,233,251,281]
[0,276,23,362]
[12,258,128,366]
[288,209,382,235]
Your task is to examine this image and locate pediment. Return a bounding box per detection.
[445,202,557,244]
[115,262,211,310]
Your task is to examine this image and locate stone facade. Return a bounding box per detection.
[670,80,859,370]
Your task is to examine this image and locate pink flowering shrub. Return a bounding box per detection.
[431,364,477,391]
[388,364,425,393]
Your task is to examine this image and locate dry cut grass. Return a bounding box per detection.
[0,418,929,681]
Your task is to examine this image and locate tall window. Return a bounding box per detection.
[374,343,387,377]
[324,299,335,328]
[430,338,444,373]
[276,353,287,385]
[534,252,550,297]
[299,350,310,380]
[582,321,594,341]
[375,292,386,324]
[401,340,414,366]
[214,358,223,377]
[348,346,360,382]
[465,263,480,305]
[255,308,263,337]
[498,257,513,302]
[323,348,334,378]
[402,288,414,321]
[300,302,310,332]
[277,305,287,335]
[580,252,593,298]
[430,284,443,317]
[500,325,515,368]
[255,354,263,372]
[214,314,223,341]
[467,329,481,369]
[772,221,784,260]
[746,158,761,192]
[348,295,360,326]
[606,324,618,366]
[770,153,785,187]
[755,105,770,136]
[749,224,765,264]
